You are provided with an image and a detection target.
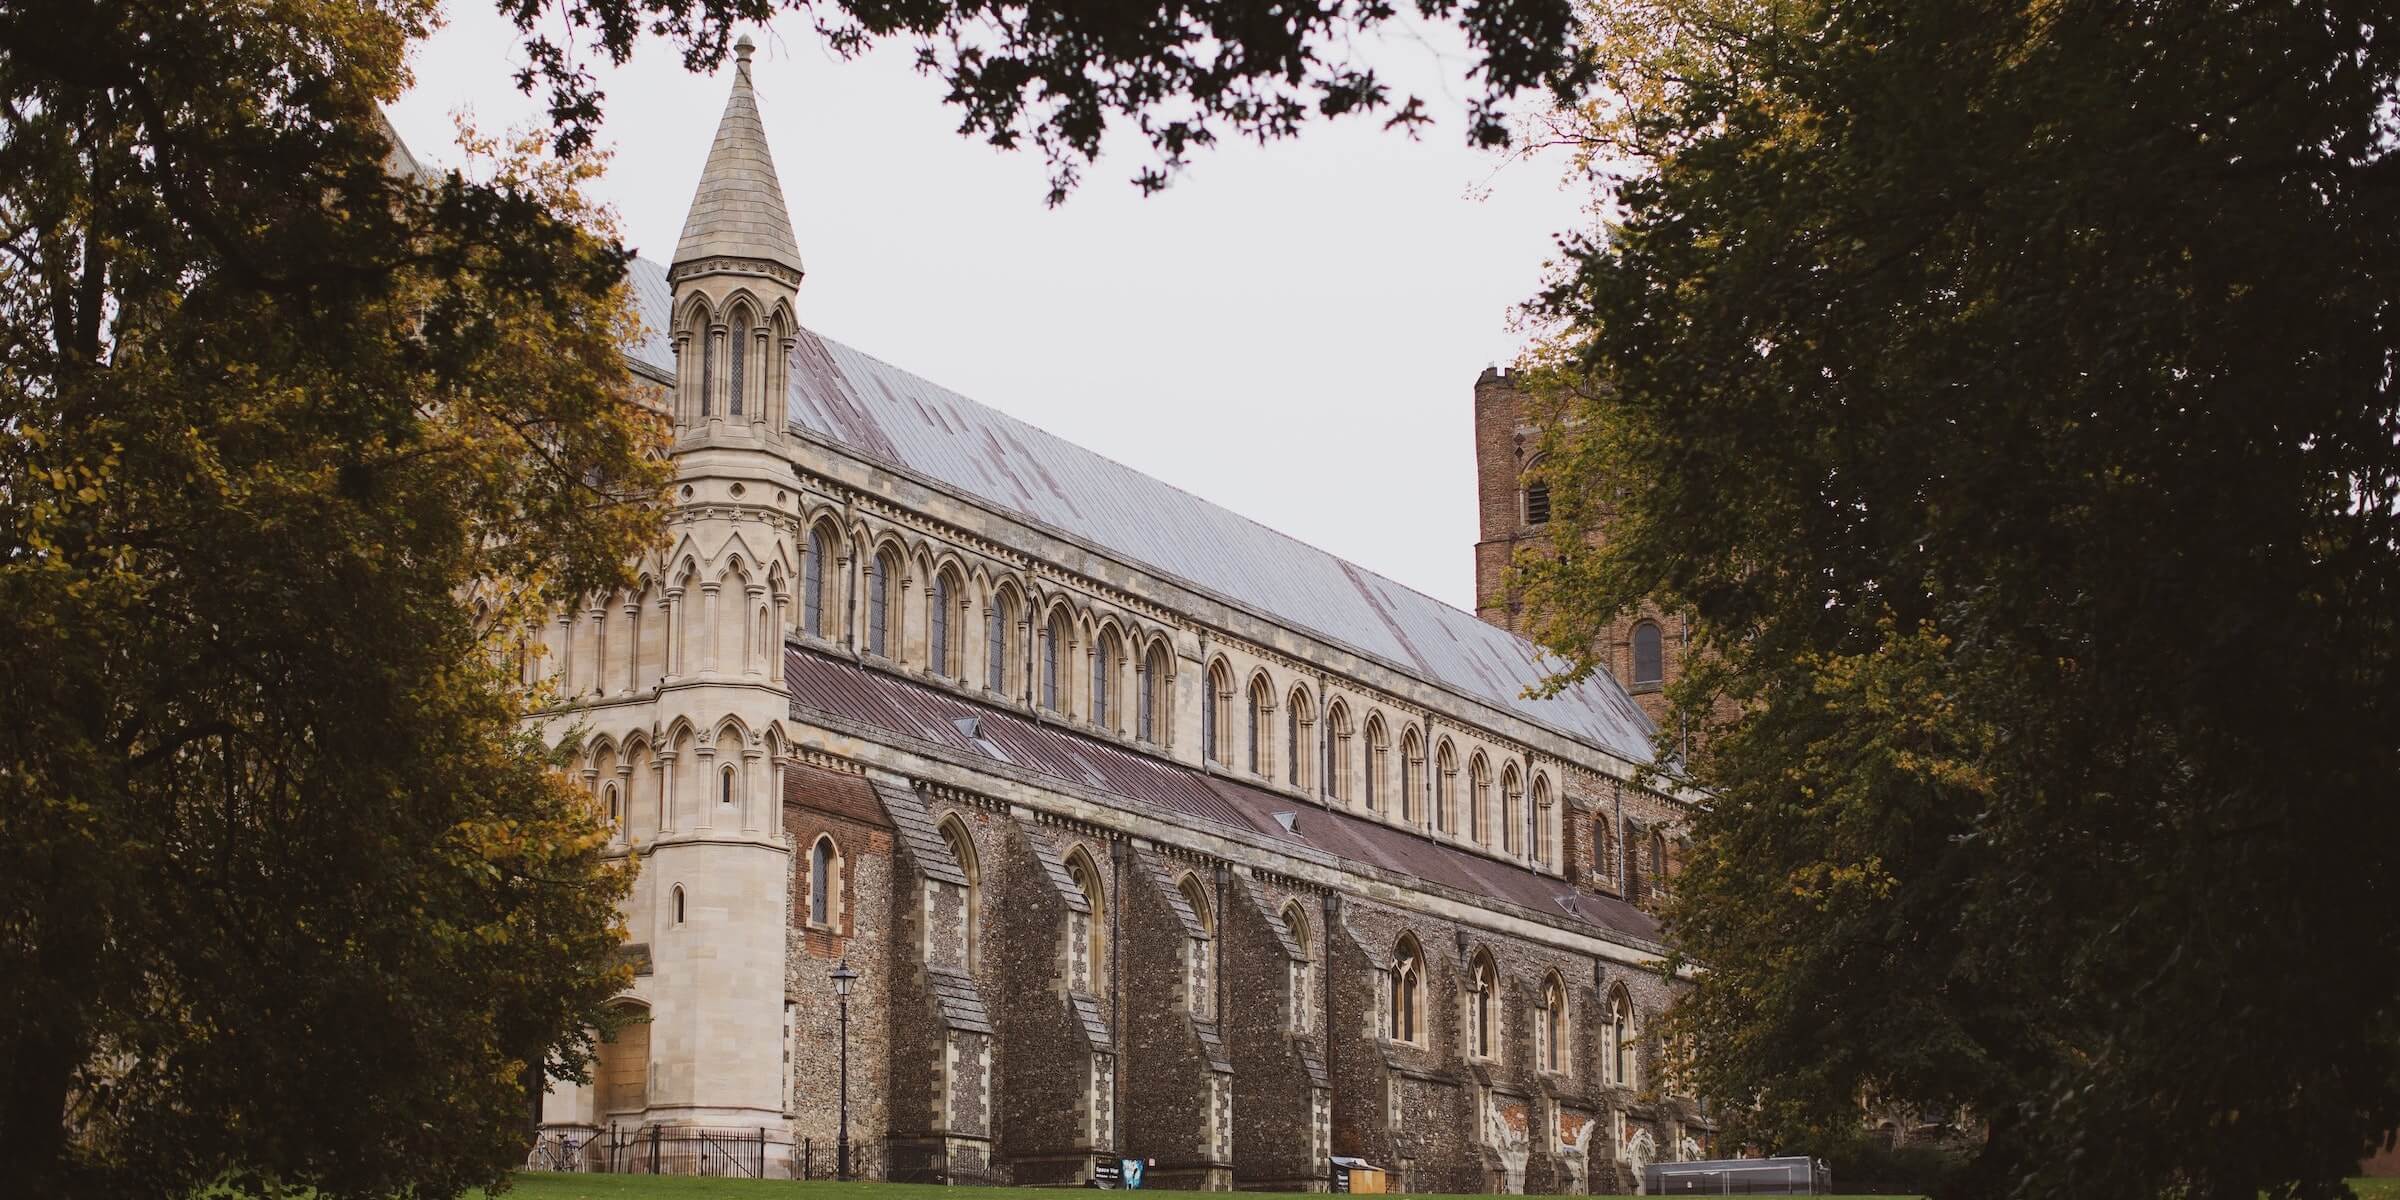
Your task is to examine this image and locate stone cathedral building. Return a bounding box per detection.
[530,40,1711,1192]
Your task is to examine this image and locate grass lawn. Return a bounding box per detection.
[494,1170,2400,1200]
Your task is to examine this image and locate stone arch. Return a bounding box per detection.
[863,535,908,660]
[1435,737,1459,833]
[1039,601,1078,714]
[1540,969,1569,1073]
[1136,637,1172,745]
[1089,620,1127,732]
[985,575,1026,694]
[721,291,761,418]
[1390,931,1425,1045]
[595,999,652,1119]
[1605,982,1637,1088]
[1284,683,1315,792]
[1280,900,1315,1033]
[1363,711,1390,815]
[1531,772,1555,868]
[1201,656,1233,764]
[1063,843,1108,986]
[1322,698,1351,802]
[1246,669,1276,778]
[1632,619,1665,687]
[1500,762,1524,856]
[801,519,842,640]
[938,815,981,969]
[1468,750,1493,846]
[928,559,967,681]
[806,832,846,930]
[1469,947,1500,1060]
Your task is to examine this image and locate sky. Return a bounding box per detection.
[388,4,1596,613]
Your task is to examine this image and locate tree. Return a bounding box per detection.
[1518,3,2400,1198]
[0,2,661,1195]
[500,0,1600,202]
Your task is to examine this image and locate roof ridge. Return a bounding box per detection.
[793,328,1568,651]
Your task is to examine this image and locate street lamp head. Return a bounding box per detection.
[831,960,858,997]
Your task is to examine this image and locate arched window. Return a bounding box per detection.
[1091,628,1120,730]
[1632,620,1665,686]
[1436,741,1457,833]
[1501,765,1523,855]
[1390,933,1423,1044]
[1533,775,1554,867]
[1042,609,1071,713]
[1594,817,1617,886]
[803,526,829,637]
[720,764,737,810]
[1651,830,1669,884]
[728,310,749,417]
[1470,950,1499,1059]
[1066,848,1106,978]
[867,549,897,658]
[698,321,715,418]
[1399,728,1421,823]
[1203,661,1230,764]
[1179,874,1213,935]
[986,585,1018,693]
[1323,702,1350,802]
[1283,901,1314,1033]
[603,782,622,836]
[1542,973,1568,1072]
[1139,643,1170,744]
[1364,716,1388,814]
[931,570,957,678]
[1248,677,1272,777]
[1524,479,1550,525]
[672,884,687,925]
[1469,754,1491,846]
[1286,688,1312,791]
[1625,819,1646,903]
[941,818,980,969]
[1608,985,1636,1088]
[808,836,841,927]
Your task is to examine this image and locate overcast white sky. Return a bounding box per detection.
[388,4,1594,612]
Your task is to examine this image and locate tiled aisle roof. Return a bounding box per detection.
[788,645,1661,946]
[625,256,1656,765]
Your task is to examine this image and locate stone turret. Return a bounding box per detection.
[669,35,802,439]
[618,35,804,1170]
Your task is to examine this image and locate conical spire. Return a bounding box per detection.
[672,36,804,276]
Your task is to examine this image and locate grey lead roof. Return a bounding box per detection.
[622,257,1656,765]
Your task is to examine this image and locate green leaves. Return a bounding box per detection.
[0,5,657,1197]
[1524,2,2400,1197]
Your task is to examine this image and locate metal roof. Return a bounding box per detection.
[788,646,1662,945]
[624,257,1656,764]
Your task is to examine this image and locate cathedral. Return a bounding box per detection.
[529,38,1711,1192]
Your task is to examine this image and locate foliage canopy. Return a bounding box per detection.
[0,1,661,1196]
[504,0,1600,201]
[1520,3,2400,1198]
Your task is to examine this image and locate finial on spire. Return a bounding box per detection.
[671,33,804,278]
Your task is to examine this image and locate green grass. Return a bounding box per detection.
[495,1170,2400,1200]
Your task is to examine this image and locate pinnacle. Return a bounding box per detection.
[672,34,803,277]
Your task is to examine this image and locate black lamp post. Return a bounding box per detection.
[831,960,858,1180]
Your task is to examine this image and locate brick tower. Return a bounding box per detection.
[1470,367,1689,737]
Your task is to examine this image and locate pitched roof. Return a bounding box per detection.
[622,256,1657,764]
[671,38,804,275]
[787,646,1661,945]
